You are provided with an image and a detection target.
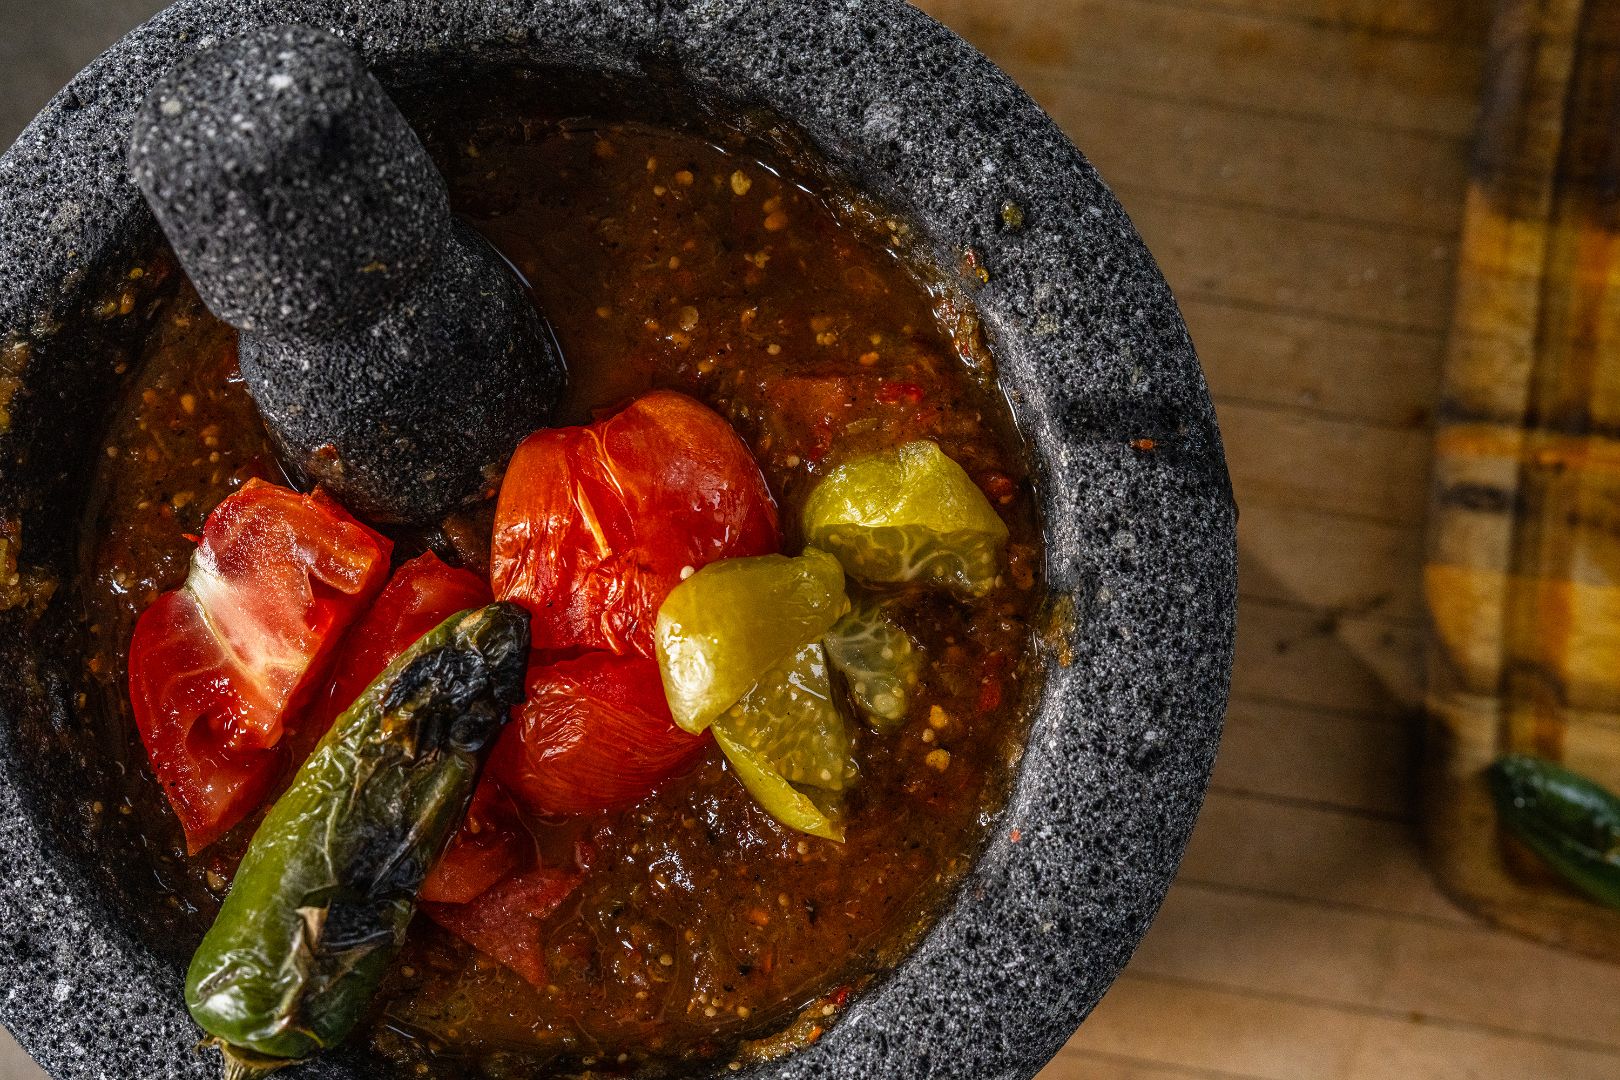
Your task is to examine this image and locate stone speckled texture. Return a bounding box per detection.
[0,2,1237,1079]
[129,24,563,523]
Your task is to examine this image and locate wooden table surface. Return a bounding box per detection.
[5,1,1620,1078]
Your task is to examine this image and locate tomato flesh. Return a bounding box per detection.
[127,479,392,852]
[423,866,582,987]
[491,390,779,657]
[421,778,529,905]
[491,651,709,817]
[311,550,491,740]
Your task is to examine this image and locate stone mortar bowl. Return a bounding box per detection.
[0,1,1237,1078]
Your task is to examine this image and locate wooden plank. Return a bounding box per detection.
[1043,1048,1260,1080]
[1233,597,1426,713]
[1213,699,1412,815]
[1220,403,1433,525]
[1128,882,1620,1052]
[1238,504,1426,622]
[1144,0,1494,42]
[1186,299,1444,429]
[914,0,1483,137]
[1069,974,1620,1080]
[1123,190,1459,334]
[1025,79,1471,233]
[1180,791,1465,923]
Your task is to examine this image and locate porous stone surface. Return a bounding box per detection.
[0,2,1237,1079]
[129,24,563,523]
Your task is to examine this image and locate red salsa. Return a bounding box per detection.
[78,75,1042,1077]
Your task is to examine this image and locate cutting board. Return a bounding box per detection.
[1425,0,1620,958]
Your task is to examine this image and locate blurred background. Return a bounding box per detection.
[7,1,1620,1078]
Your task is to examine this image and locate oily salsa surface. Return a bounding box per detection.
[78,74,1041,1077]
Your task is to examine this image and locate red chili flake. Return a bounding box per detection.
[1129,437,1157,452]
[977,676,1004,713]
[830,986,851,1007]
[876,381,925,405]
[1009,828,1022,843]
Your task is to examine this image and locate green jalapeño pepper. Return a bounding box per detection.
[802,440,1009,597]
[186,602,531,1079]
[1488,753,1620,911]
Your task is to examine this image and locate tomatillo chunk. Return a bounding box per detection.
[1489,754,1620,910]
[802,440,1009,596]
[714,641,855,793]
[185,603,531,1078]
[714,723,846,843]
[655,548,848,734]
[824,599,920,731]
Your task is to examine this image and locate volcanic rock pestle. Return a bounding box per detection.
[128,25,564,525]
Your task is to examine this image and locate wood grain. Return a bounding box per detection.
[919,0,1483,136]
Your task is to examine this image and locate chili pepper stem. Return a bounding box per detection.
[211,1040,294,1080]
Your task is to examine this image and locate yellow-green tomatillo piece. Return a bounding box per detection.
[824,599,920,731]
[713,724,846,842]
[714,642,855,793]
[655,548,848,734]
[802,440,1009,596]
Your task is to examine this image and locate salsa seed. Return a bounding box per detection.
[678,306,700,331]
[674,169,695,186]
[921,729,936,744]
[926,749,952,772]
[596,305,613,318]
[730,170,753,195]
[659,953,674,967]
[646,156,658,172]
[766,343,782,355]
[815,331,838,346]
[705,1006,719,1018]
[928,705,950,729]
[764,211,790,232]
[763,196,783,213]
[668,255,681,270]
[679,565,696,580]
[653,184,667,196]
[859,351,880,366]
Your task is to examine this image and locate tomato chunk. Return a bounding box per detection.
[421,778,529,905]
[423,866,581,987]
[491,390,779,657]
[491,651,708,816]
[311,551,491,740]
[127,479,392,852]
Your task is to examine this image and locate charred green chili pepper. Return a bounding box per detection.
[1488,753,1620,910]
[186,603,531,1079]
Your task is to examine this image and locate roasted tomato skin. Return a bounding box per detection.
[491,650,709,817]
[490,390,780,657]
[312,550,491,739]
[128,479,392,852]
